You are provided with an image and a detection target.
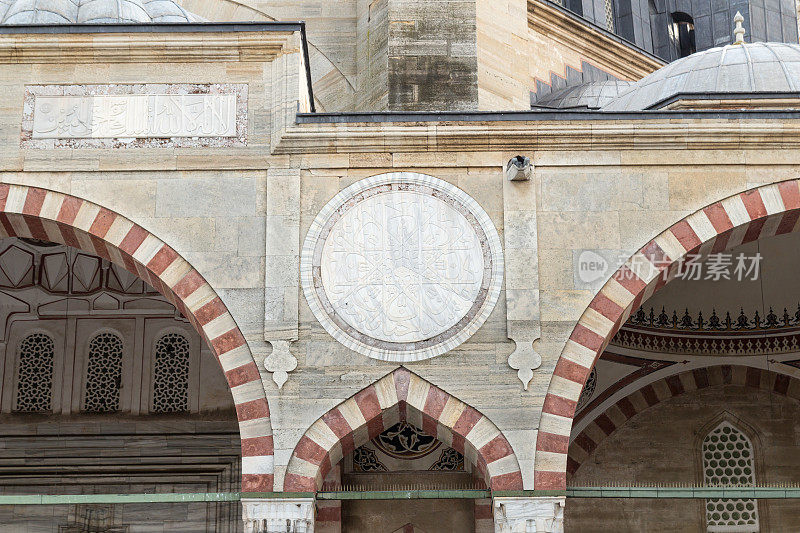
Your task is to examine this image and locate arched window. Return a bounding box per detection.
[15,333,55,412]
[83,333,124,413]
[702,421,759,531]
[151,333,190,413]
[671,12,696,58]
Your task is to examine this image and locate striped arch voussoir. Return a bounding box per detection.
[567,365,800,477]
[535,180,800,490]
[0,184,272,491]
[283,367,523,492]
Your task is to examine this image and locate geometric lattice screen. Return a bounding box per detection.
[702,421,759,532]
[151,333,190,413]
[83,333,124,413]
[15,333,55,412]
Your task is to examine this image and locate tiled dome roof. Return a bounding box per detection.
[533,80,635,109]
[603,42,800,111]
[0,0,204,24]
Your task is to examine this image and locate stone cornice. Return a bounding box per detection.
[272,116,800,154]
[527,0,664,81]
[0,30,298,63]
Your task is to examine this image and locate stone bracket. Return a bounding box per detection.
[264,340,298,390]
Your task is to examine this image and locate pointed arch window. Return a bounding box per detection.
[151,333,190,413]
[15,333,55,412]
[83,333,124,413]
[702,421,759,532]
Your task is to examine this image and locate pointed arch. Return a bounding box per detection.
[0,184,272,491]
[284,367,523,492]
[536,179,800,489]
[568,365,791,477]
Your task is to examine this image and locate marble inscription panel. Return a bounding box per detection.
[301,172,504,362]
[32,94,237,139]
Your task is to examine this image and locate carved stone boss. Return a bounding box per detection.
[32,94,236,139]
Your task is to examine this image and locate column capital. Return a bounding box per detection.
[493,496,565,533]
[242,497,315,533]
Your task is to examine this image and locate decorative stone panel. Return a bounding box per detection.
[301,172,503,362]
[22,84,247,149]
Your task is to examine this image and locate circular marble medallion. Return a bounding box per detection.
[301,172,503,362]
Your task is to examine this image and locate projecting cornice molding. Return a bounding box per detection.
[0,25,301,63]
[273,116,800,154]
[527,0,664,81]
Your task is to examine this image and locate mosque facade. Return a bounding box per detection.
[2,0,800,531]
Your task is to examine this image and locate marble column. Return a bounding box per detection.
[242,498,315,533]
[493,496,565,533]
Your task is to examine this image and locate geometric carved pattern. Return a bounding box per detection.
[0,245,34,288]
[0,183,271,492]
[703,422,759,531]
[151,333,190,413]
[539,180,800,490]
[83,333,124,413]
[301,172,504,362]
[15,332,55,412]
[284,367,522,492]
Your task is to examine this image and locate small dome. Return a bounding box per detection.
[603,42,800,111]
[533,80,635,110]
[0,0,204,24]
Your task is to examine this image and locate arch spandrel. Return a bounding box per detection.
[0,183,273,491]
[284,367,524,492]
[536,179,800,490]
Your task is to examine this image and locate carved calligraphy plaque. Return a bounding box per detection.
[32,94,237,139]
[301,172,503,362]
[22,84,247,148]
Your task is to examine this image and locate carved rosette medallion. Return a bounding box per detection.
[301,172,503,362]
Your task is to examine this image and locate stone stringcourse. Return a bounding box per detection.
[0,184,273,492]
[567,365,798,478]
[283,367,523,492]
[300,172,503,363]
[536,179,800,490]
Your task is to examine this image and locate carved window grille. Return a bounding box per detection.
[604,0,615,32]
[703,421,759,532]
[15,333,55,412]
[151,333,190,413]
[83,333,124,413]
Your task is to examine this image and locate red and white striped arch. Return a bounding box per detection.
[534,180,800,490]
[0,184,273,491]
[568,365,800,477]
[284,367,524,492]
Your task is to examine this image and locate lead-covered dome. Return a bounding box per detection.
[603,42,800,111]
[0,0,204,24]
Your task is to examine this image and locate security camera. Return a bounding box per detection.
[505,155,532,181]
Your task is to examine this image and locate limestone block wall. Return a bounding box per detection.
[274,136,800,491]
[567,385,800,531]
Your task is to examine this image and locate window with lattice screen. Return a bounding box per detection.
[151,333,190,413]
[15,333,54,412]
[83,333,123,413]
[604,0,615,32]
[702,421,759,532]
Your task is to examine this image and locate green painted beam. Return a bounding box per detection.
[2,487,800,504]
[0,493,241,505]
[567,487,800,499]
